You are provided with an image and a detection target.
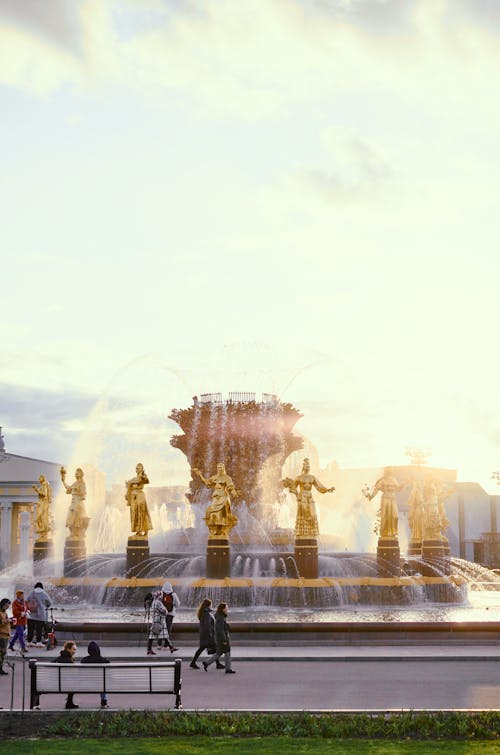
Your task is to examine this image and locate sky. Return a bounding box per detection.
[1,0,500,491]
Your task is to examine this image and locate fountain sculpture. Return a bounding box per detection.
[32,474,54,564]
[17,392,490,610]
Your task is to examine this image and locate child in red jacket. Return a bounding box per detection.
[9,590,27,654]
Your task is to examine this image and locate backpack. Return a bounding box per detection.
[162,592,174,612]
[26,598,38,613]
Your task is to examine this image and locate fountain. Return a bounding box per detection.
[2,392,499,625]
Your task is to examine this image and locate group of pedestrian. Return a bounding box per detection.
[190,599,236,674]
[0,582,52,673]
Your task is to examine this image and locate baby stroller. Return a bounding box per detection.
[44,608,58,650]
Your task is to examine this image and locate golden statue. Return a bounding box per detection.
[422,478,442,540]
[407,479,424,544]
[364,467,407,539]
[32,474,52,541]
[125,463,153,537]
[282,458,335,538]
[436,480,453,540]
[61,466,90,540]
[192,462,238,538]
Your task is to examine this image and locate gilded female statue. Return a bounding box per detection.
[32,474,52,540]
[407,479,424,543]
[192,462,238,538]
[364,467,407,539]
[422,478,443,540]
[61,466,89,540]
[125,463,153,537]
[282,458,335,538]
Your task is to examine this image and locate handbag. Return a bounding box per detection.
[151,621,162,634]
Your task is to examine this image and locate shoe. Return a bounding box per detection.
[225,670,236,674]
[33,705,40,710]
[101,703,109,709]
[189,662,200,669]
[65,702,79,709]
[0,670,8,676]
[170,647,178,653]
[27,642,35,648]
[36,642,45,648]
[147,650,156,655]
[216,662,225,669]
[202,662,208,672]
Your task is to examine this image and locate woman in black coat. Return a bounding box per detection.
[202,602,236,674]
[190,598,223,669]
[52,640,78,709]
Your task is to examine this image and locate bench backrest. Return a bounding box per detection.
[31,661,181,694]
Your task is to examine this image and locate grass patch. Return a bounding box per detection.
[6,739,500,755]
[41,711,500,741]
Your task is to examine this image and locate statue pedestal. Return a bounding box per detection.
[126,536,150,576]
[33,540,53,570]
[63,538,87,576]
[377,537,401,577]
[207,538,230,579]
[407,539,422,571]
[421,539,446,576]
[294,537,318,579]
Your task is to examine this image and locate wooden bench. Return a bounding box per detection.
[29,659,182,710]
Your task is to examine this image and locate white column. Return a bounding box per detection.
[0,502,13,567]
[19,510,31,563]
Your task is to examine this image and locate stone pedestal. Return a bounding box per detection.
[33,539,54,564]
[206,538,230,578]
[126,536,150,577]
[377,537,401,577]
[407,539,422,572]
[421,538,445,576]
[294,537,318,579]
[63,538,87,576]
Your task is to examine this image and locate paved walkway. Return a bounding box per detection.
[1,644,499,712]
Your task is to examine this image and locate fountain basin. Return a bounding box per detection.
[44,574,468,608]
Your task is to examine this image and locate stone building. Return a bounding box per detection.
[0,428,61,567]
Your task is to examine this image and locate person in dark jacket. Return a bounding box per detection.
[52,640,78,709]
[203,602,235,674]
[26,581,52,647]
[190,598,224,669]
[81,640,110,708]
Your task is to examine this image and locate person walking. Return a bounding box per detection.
[52,640,79,709]
[147,591,178,655]
[203,602,236,674]
[0,598,12,675]
[80,640,110,709]
[190,598,224,670]
[9,590,28,655]
[161,581,180,641]
[26,582,52,647]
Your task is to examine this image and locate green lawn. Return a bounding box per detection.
[7,739,500,754]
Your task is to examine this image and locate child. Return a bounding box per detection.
[9,590,27,655]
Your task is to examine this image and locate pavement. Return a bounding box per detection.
[1,642,499,712]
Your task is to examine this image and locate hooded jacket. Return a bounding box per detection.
[81,641,110,665]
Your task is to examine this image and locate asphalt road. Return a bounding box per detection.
[1,657,498,712]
